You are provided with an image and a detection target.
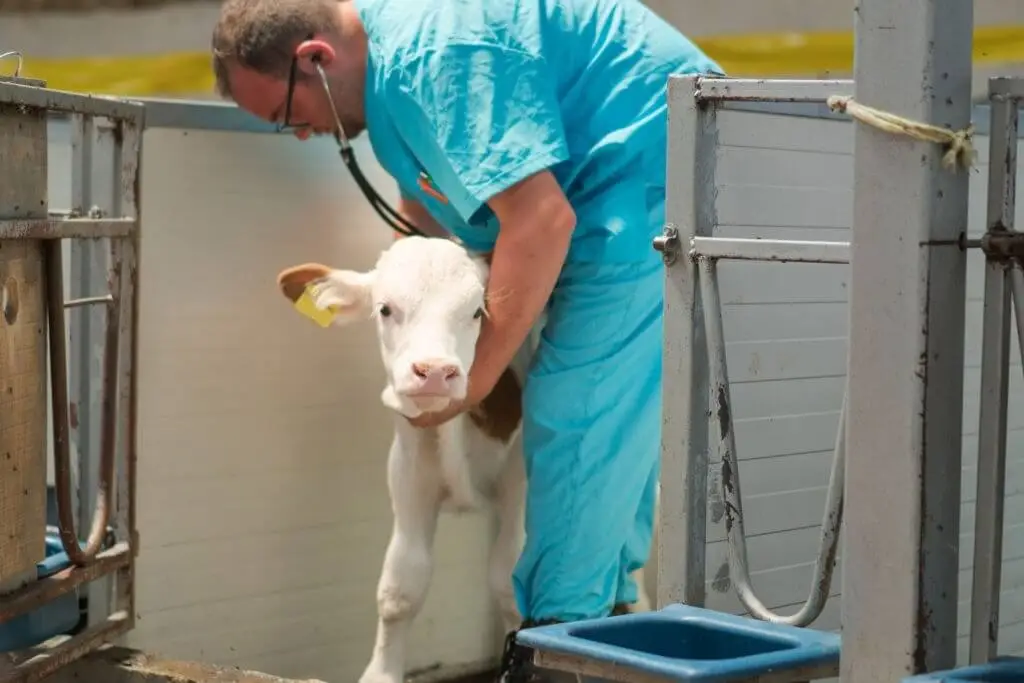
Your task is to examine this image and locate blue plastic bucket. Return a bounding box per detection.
[0,532,83,652]
[902,656,1024,683]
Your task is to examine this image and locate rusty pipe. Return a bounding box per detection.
[45,240,119,565]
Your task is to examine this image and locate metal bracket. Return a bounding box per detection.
[653,224,681,265]
[978,230,1024,262]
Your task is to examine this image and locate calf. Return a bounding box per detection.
[276,236,652,683]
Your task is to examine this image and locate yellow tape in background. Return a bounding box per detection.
[11,24,1024,98]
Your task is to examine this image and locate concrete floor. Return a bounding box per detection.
[41,644,504,683]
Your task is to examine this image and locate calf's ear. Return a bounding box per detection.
[276,263,375,327]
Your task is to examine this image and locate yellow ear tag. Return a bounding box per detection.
[293,287,338,328]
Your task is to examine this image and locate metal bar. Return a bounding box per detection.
[0,543,130,624]
[841,0,973,679]
[0,51,24,78]
[45,241,114,565]
[698,256,843,626]
[131,96,278,133]
[969,263,1011,664]
[691,77,855,103]
[0,80,143,124]
[0,218,135,240]
[0,610,131,683]
[69,103,117,631]
[0,77,44,88]
[690,236,851,264]
[989,77,1024,100]
[969,89,1020,665]
[63,294,113,309]
[68,112,95,539]
[657,75,715,609]
[1011,267,1024,372]
[113,118,142,628]
[70,114,94,218]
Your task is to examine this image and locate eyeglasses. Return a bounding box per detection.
[277,41,427,238]
[276,53,309,133]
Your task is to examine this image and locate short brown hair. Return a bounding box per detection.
[211,0,341,98]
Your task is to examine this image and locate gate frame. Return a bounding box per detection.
[0,77,143,683]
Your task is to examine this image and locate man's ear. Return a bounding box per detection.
[295,39,335,74]
[276,262,375,326]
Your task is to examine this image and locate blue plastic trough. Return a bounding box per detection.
[902,656,1024,683]
[515,603,842,682]
[0,532,84,653]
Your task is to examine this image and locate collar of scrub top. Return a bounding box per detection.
[276,37,428,238]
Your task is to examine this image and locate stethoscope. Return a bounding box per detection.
[313,61,429,238]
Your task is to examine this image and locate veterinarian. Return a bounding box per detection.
[210,0,722,680]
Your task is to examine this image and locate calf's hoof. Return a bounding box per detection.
[358,668,401,683]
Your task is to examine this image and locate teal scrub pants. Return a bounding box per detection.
[512,255,663,623]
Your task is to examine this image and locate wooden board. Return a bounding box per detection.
[0,99,48,590]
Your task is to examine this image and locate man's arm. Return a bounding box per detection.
[394,193,450,240]
[466,170,576,402]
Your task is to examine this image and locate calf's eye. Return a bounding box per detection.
[379,303,392,318]
[473,307,484,320]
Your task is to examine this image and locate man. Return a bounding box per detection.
[211,0,721,677]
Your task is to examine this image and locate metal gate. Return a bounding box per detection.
[656,72,1024,673]
[0,74,142,683]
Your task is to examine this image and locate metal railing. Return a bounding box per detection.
[659,73,1024,671]
[656,78,850,633]
[969,76,1024,665]
[0,77,142,683]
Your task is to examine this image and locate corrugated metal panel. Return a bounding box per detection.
[706,107,1024,668]
[84,127,499,681]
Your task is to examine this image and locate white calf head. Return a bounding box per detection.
[277,237,490,417]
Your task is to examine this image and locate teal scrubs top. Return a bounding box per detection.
[354,0,723,264]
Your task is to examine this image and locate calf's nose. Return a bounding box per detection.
[410,359,462,389]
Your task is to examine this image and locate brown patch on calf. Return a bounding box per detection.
[610,603,635,616]
[468,367,522,443]
[276,263,334,303]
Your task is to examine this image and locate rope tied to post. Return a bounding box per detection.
[826,95,976,171]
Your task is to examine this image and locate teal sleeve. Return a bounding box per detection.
[386,42,571,222]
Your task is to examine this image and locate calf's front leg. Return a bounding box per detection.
[360,449,443,683]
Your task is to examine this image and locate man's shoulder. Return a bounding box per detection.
[363,0,546,68]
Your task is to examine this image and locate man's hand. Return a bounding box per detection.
[404,170,576,429]
[406,399,469,429]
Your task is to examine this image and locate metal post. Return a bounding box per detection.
[657,76,716,609]
[841,0,973,680]
[68,113,95,534]
[68,113,94,532]
[112,116,141,636]
[969,90,1019,665]
[68,112,117,629]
